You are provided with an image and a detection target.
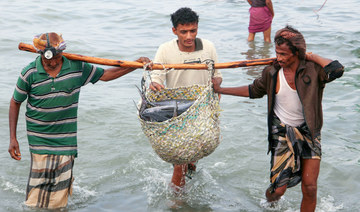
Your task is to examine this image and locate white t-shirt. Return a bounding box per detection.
[151,38,222,88]
[274,68,305,127]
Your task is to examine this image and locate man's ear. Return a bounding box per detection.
[172,27,177,35]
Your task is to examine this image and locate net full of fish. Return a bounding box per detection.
[136,80,221,164]
[136,85,195,122]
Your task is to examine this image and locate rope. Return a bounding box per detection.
[313,0,328,18]
[314,0,328,13]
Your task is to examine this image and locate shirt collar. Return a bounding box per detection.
[176,38,203,52]
[194,38,203,51]
[297,60,307,72]
[270,59,307,76]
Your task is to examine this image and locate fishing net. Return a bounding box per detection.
[138,61,221,165]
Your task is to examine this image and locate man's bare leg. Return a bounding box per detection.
[248,32,256,42]
[300,159,320,212]
[171,164,187,190]
[263,27,272,42]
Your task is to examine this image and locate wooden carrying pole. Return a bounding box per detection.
[18,42,275,70]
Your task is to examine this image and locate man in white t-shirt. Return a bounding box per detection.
[150,7,222,190]
[212,26,344,211]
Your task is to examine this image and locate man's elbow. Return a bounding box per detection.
[99,76,110,82]
[10,98,21,106]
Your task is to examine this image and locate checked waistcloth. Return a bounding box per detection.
[25,153,75,209]
[268,115,321,192]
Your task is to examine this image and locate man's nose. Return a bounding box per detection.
[186,32,192,39]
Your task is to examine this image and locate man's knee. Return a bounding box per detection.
[302,184,317,198]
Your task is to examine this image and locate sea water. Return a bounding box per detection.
[0,0,359,211]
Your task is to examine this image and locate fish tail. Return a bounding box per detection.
[135,85,148,113]
[133,100,140,111]
[135,85,147,102]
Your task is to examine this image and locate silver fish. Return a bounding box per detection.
[135,81,194,122]
[140,99,194,122]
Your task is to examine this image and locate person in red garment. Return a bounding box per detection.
[212,26,344,211]
[247,0,274,42]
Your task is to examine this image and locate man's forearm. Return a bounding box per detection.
[216,86,250,97]
[9,98,21,140]
[307,53,332,68]
[100,67,136,81]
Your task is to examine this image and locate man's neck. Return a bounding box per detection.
[283,60,300,74]
[177,40,195,52]
[46,67,62,78]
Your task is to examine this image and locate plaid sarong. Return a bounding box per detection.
[268,115,321,193]
[25,153,75,209]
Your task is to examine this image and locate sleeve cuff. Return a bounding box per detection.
[324,60,344,75]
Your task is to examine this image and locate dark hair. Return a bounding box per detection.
[274,36,299,56]
[274,25,306,60]
[171,7,199,28]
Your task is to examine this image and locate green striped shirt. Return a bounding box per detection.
[13,56,104,156]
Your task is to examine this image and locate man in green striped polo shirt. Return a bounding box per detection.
[8,32,150,209]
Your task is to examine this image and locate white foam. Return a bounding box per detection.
[2,181,25,194]
[259,195,344,212]
[68,183,98,207]
[73,184,97,197]
[317,195,344,212]
[213,162,226,168]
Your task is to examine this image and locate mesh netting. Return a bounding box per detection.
[138,83,221,164]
